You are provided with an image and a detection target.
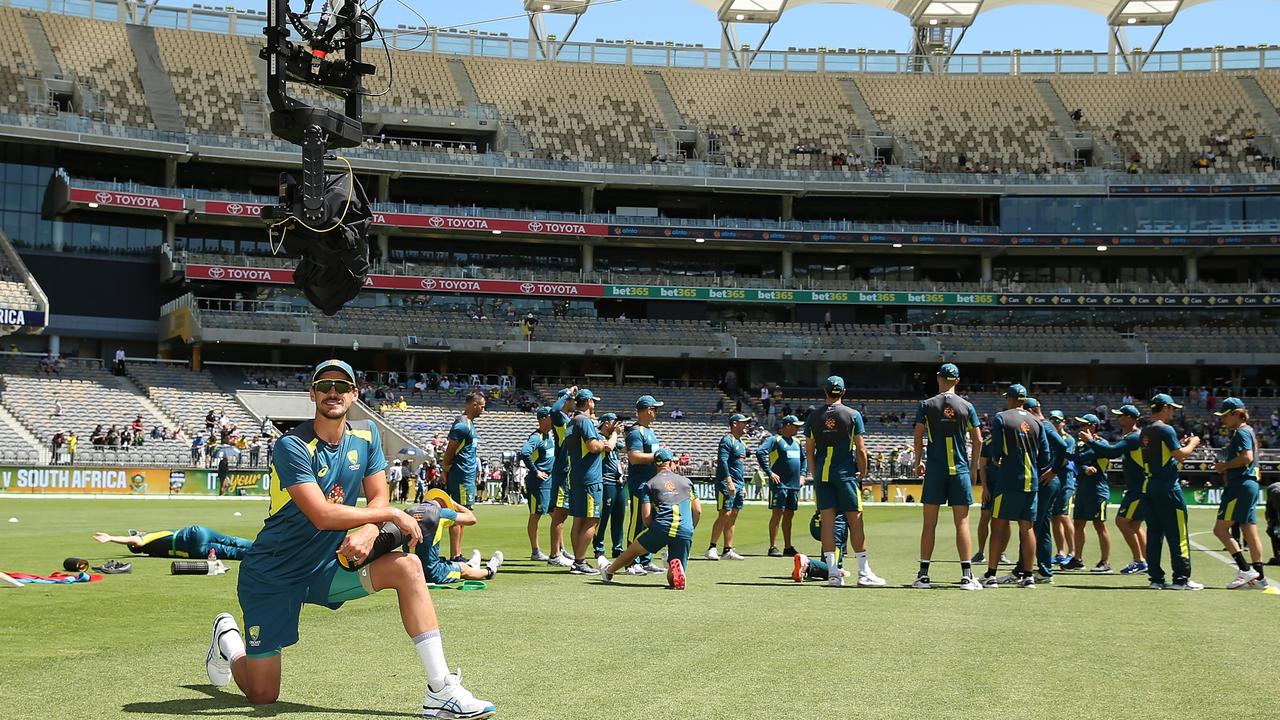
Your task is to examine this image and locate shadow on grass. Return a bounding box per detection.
[123,685,419,717]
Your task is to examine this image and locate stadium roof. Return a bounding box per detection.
[686,0,1204,26]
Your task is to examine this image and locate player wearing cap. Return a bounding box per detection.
[805,376,884,587]
[563,390,619,575]
[1080,404,1148,575]
[517,406,556,560]
[625,395,666,575]
[1136,394,1202,590]
[1211,397,1268,590]
[1064,414,1112,573]
[440,390,486,563]
[599,449,701,590]
[981,385,1051,588]
[204,360,495,719]
[1025,401,1070,584]
[912,363,983,590]
[593,413,628,561]
[545,385,579,568]
[707,413,750,561]
[1047,411,1078,569]
[758,414,809,557]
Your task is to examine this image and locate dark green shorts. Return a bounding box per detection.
[993,489,1037,522]
[238,557,373,658]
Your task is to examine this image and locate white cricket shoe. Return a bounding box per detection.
[422,670,496,719]
[625,564,647,576]
[705,547,720,561]
[1167,579,1204,591]
[598,555,613,583]
[828,573,845,588]
[911,576,932,590]
[857,570,887,587]
[205,612,238,689]
[722,549,745,561]
[485,551,503,576]
[958,576,984,591]
[547,554,573,568]
[1227,568,1261,590]
[467,550,481,570]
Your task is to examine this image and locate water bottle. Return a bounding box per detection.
[207,548,217,562]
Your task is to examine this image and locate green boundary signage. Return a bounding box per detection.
[604,286,1280,308]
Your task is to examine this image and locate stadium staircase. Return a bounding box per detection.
[19,11,61,79]
[446,58,481,106]
[644,70,696,139]
[113,373,183,433]
[1032,79,1095,166]
[0,402,44,462]
[835,77,884,159]
[124,24,186,134]
[1237,75,1280,158]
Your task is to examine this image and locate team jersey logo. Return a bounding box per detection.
[347,449,361,471]
[663,480,676,492]
[317,465,329,478]
[248,625,261,646]
[943,406,956,419]
[1019,421,1031,433]
[326,485,346,504]
[825,417,837,430]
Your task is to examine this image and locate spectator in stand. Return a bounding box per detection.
[248,437,261,467]
[113,347,126,376]
[205,409,217,434]
[91,424,106,448]
[234,434,249,466]
[50,397,62,418]
[66,431,77,466]
[522,313,540,341]
[670,408,685,420]
[1206,391,1217,415]
[51,431,65,464]
[712,397,725,420]
[106,425,120,449]
[1069,108,1083,122]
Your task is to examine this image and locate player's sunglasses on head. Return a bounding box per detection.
[312,379,355,394]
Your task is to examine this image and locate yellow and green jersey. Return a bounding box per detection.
[915,392,980,477]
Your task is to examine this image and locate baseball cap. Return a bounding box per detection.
[729,413,750,424]
[782,414,805,426]
[312,359,355,383]
[1023,398,1040,410]
[825,376,845,394]
[598,412,618,423]
[575,389,598,403]
[1111,404,1141,419]
[535,406,552,418]
[1215,397,1246,416]
[937,363,960,380]
[1149,393,1183,410]
[636,394,664,409]
[654,448,675,463]
[1004,384,1028,400]
[1074,413,1101,426]
[1048,410,1065,423]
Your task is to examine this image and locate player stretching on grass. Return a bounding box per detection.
[1080,404,1148,575]
[411,490,503,585]
[758,414,809,557]
[204,359,494,718]
[94,526,253,560]
[441,391,486,563]
[600,449,700,589]
[1211,397,1269,590]
[805,376,884,587]
[912,363,983,591]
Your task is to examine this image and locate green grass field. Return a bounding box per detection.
[1,497,1276,720]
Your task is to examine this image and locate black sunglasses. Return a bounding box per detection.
[312,379,354,394]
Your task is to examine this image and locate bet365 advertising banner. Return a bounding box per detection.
[0,466,270,496]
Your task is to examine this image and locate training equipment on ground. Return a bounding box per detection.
[429,580,487,591]
[7,517,17,523]
[93,560,132,574]
[171,560,227,575]
[233,512,242,517]
[63,557,89,572]
[335,521,404,571]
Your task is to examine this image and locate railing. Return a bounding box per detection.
[15,113,1280,188]
[11,0,1280,76]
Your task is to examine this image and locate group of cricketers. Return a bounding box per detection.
[93,355,1267,720]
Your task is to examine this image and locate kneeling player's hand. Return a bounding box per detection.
[390,508,424,549]
[339,524,380,565]
[915,462,925,478]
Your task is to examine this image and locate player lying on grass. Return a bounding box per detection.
[792,509,850,583]
[411,489,503,584]
[600,449,700,589]
[204,359,495,719]
[94,525,253,560]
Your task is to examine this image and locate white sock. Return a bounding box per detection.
[218,625,246,664]
[823,551,837,575]
[856,551,870,574]
[414,629,450,691]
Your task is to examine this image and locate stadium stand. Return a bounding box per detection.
[855,76,1058,171]
[39,12,152,127]
[152,29,259,136]
[0,356,187,464]
[1051,75,1263,172]
[0,280,38,311]
[0,8,38,113]
[661,69,855,168]
[464,58,662,163]
[0,412,40,462]
[125,362,260,440]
